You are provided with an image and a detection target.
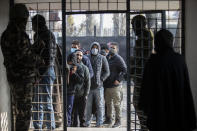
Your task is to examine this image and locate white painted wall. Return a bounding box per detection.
[185,0,197,129]
[0,0,11,131]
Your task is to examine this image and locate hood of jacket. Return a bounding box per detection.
[90,42,101,53]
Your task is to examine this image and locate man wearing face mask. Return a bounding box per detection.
[104,42,127,128]
[92,43,109,120]
[70,40,94,78]
[85,42,110,127]
[71,49,90,127]
[99,43,110,121]
[100,43,110,56]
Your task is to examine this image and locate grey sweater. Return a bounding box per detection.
[75,62,91,97]
[88,42,110,89]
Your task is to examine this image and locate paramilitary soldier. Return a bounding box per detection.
[131,15,154,130]
[31,14,57,130]
[0,4,42,131]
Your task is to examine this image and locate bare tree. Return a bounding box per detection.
[99,14,104,36]
[119,13,126,36]
[86,14,94,36]
[113,14,119,36]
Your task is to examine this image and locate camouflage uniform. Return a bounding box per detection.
[0,4,41,131]
[31,14,57,130]
[131,15,154,130]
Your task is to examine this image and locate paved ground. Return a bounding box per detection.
[29,82,141,130]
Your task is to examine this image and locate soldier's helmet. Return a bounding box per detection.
[131,15,147,29]
[10,4,29,19]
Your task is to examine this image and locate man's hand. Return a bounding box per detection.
[84,95,88,101]
[70,66,77,74]
[114,80,120,85]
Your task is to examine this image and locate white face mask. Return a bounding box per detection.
[109,48,117,54]
[91,48,99,55]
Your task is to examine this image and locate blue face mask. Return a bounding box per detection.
[71,48,77,53]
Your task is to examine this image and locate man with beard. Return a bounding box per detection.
[67,53,84,127]
[70,40,93,78]
[72,49,90,127]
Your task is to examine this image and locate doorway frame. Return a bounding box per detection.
[9,0,185,131]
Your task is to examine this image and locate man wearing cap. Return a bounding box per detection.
[1,4,41,131]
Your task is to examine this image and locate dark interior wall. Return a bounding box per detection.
[185,0,197,128]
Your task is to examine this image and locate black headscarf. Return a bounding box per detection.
[155,29,174,54]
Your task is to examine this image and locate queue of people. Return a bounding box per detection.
[1,4,127,130]
[1,3,196,131]
[66,40,127,128]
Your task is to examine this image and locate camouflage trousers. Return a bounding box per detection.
[105,85,122,121]
[133,79,148,131]
[10,82,33,131]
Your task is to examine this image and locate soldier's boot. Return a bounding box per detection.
[112,119,121,128]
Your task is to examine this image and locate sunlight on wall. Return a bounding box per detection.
[0,112,8,131]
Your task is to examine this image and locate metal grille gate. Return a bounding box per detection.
[11,0,184,131]
[130,11,165,131]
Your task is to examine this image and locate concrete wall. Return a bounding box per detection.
[0,0,11,131]
[185,0,197,128]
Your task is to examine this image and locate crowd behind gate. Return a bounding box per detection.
[0,4,196,131]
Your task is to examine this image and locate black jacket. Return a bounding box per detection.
[104,54,127,88]
[139,49,196,131]
[82,55,94,78]
[67,64,84,95]
[75,62,90,97]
